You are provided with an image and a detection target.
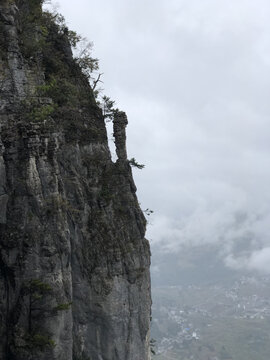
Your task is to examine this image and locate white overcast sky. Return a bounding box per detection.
[46,0,270,274]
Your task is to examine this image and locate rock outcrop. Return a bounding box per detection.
[0,1,151,359]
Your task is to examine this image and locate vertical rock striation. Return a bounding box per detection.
[0,1,151,359]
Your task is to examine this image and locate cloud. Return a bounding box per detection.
[225,247,270,274]
[51,0,270,275]
[148,201,270,274]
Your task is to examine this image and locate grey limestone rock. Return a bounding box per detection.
[0,1,151,359]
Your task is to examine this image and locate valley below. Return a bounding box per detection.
[151,276,270,360]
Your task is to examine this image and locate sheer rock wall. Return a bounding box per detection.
[0,1,151,359]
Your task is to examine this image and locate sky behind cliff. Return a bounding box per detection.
[46,0,270,275]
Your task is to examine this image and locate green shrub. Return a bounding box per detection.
[128,158,145,169]
[27,334,56,349]
[54,302,72,311]
[28,279,52,293]
[29,104,56,122]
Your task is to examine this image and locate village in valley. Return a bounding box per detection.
[151,276,270,360]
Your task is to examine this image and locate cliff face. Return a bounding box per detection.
[0,1,151,359]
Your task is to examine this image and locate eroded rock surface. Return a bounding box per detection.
[0,1,151,359]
